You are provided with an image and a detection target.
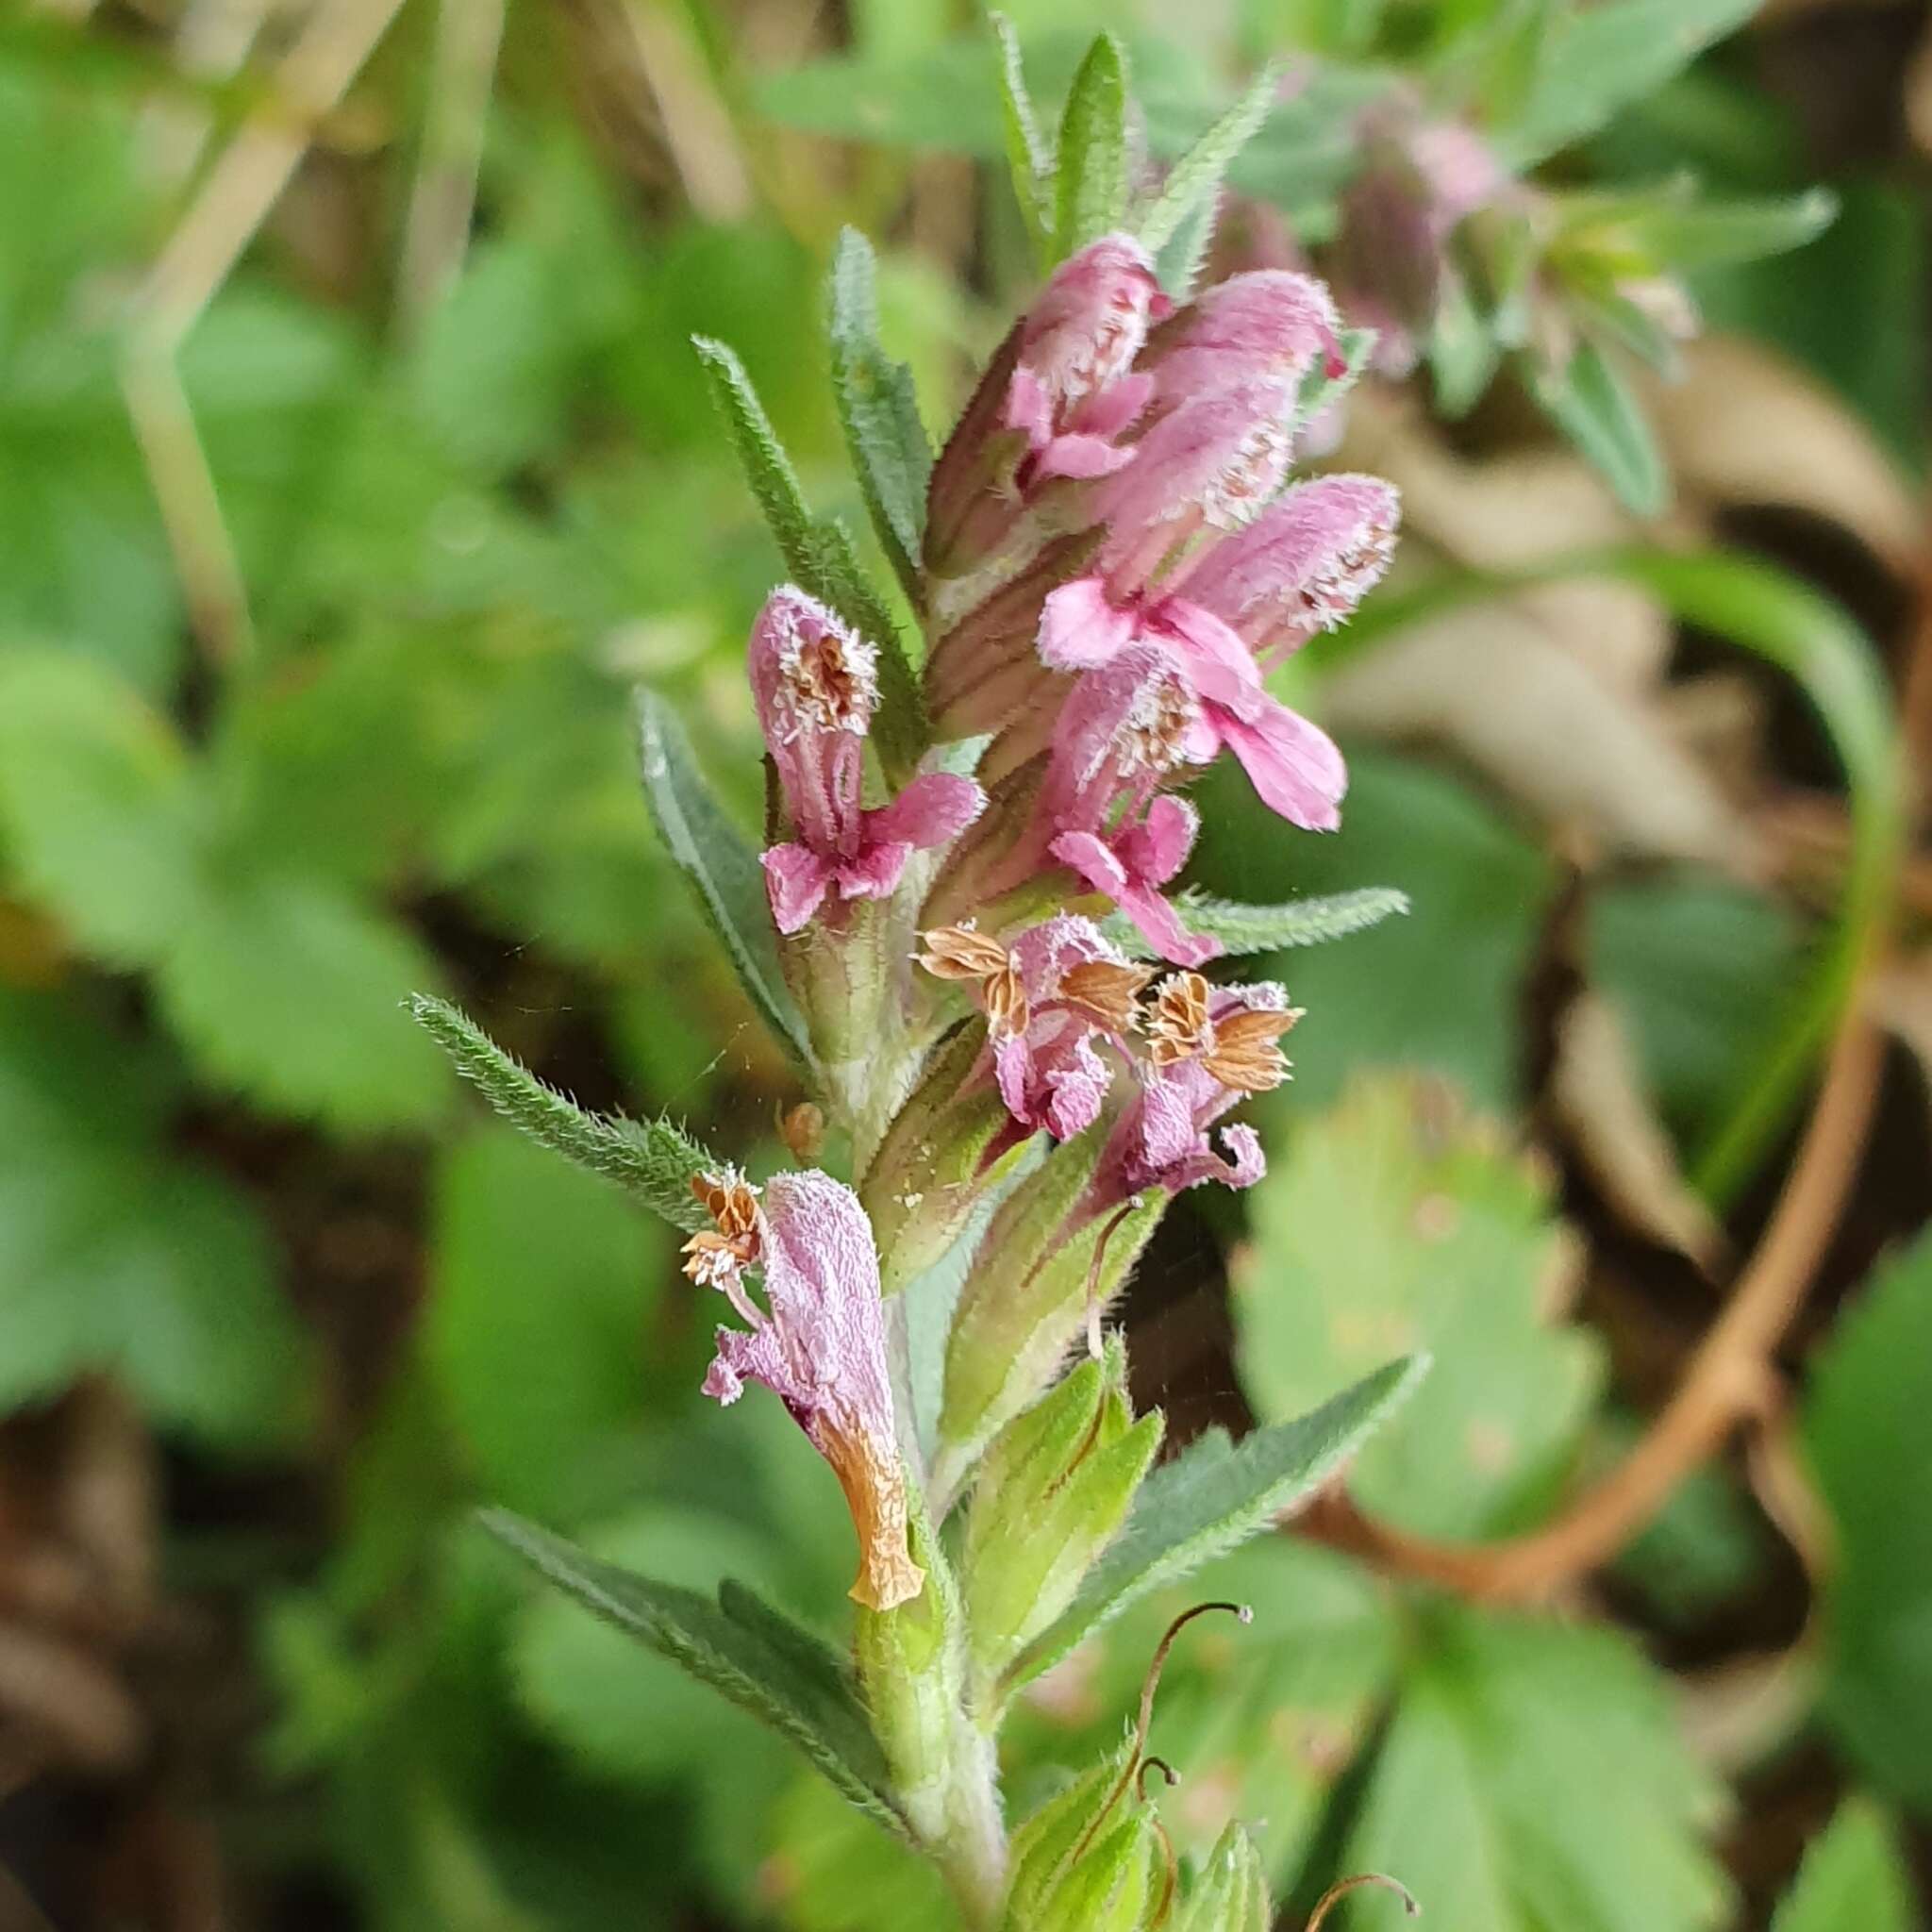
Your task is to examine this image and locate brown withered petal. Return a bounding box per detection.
[918,925,1030,1039]
[1201,1005,1304,1093]
[691,1168,761,1244]
[916,924,1013,981]
[1147,972,1214,1066]
[1058,958,1155,1032]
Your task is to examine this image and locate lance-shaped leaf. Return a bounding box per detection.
[411,995,716,1232]
[1137,61,1280,260]
[1496,0,1759,166]
[991,12,1053,262]
[1105,887,1409,958]
[691,337,924,776]
[635,690,813,1070]
[482,1510,908,1836]
[1054,34,1129,261]
[1528,340,1668,517]
[1006,1355,1425,1689]
[827,229,930,606]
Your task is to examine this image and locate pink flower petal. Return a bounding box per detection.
[762,842,833,934]
[1215,699,1347,831]
[865,772,987,850]
[1039,577,1144,672]
[1113,791,1198,889]
[1033,432,1140,482]
[836,841,912,903]
[1051,829,1220,968]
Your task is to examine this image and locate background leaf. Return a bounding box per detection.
[1803,1228,1932,1812]
[635,689,811,1070]
[1235,1076,1602,1540]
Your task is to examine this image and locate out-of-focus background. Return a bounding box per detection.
[0,0,1928,1926]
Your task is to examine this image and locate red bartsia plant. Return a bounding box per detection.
[419,34,1425,1932]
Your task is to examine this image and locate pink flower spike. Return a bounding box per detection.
[748,586,984,933]
[1145,270,1345,403]
[1178,474,1400,663]
[696,1169,925,1612]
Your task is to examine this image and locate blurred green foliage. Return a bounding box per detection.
[0,0,1925,1928]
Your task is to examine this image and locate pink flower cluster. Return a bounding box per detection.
[918,917,1299,1206]
[920,237,1399,967]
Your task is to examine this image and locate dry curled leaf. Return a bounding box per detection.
[1649,336,1920,573]
[1324,602,1768,875]
[1549,991,1724,1271]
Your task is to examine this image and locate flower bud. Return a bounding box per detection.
[861,1018,1024,1298]
[1002,1747,1165,1932]
[933,1124,1164,1505]
[1174,1825,1270,1932]
[924,237,1168,579]
[961,1337,1163,1691]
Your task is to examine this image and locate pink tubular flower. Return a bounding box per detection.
[689,1167,925,1612]
[1006,234,1171,485]
[1038,579,1348,832]
[1091,379,1301,597]
[918,915,1152,1142]
[1095,974,1302,1204]
[1174,474,1401,668]
[1036,645,1221,968]
[750,587,985,934]
[1141,269,1346,404]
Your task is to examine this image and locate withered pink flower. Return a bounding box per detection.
[1095,975,1302,1204]
[1174,473,1400,668]
[1006,234,1171,484]
[920,914,1152,1142]
[750,587,985,934]
[1039,646,1222,968]
[1141,269,1346,404]
[1038,578,1348,832]
[693,1167,925,1612]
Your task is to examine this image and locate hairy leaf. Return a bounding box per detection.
[827,229,930,604]
[483,1510,906,1835]
[991,12,1053,259]
[1137,61,1278,257]
[410,994,716,1231]
[1106,887,1408,958]
[691,337,923,774]
[1008,1356,1424,1688]
[634,690,812,1071]
[1054,34,1130,260]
